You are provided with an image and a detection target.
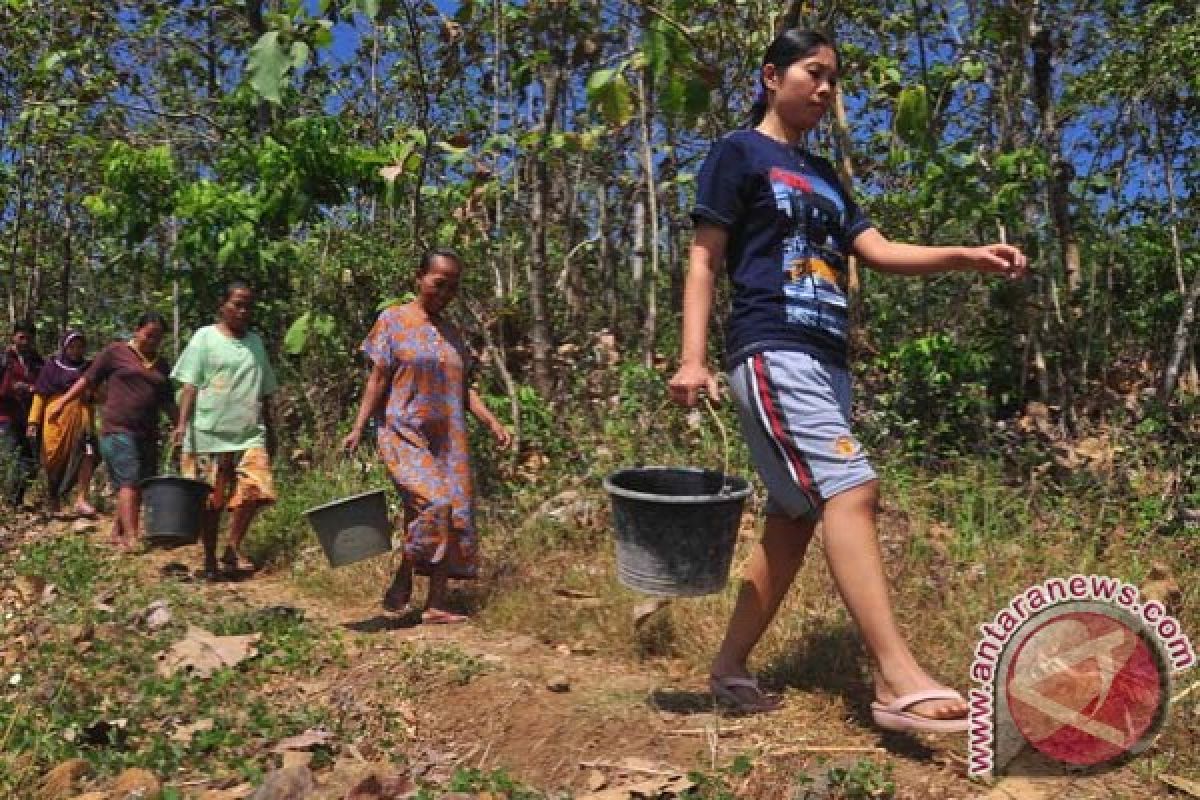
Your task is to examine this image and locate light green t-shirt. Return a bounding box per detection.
[172,325,278,453]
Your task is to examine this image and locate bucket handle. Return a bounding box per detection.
[701,395,732,496]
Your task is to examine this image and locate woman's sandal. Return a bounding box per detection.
[870,688,968,734]
[420,608,468,625]
[709,675,784,714]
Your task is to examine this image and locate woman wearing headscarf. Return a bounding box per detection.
[26,330,97,517]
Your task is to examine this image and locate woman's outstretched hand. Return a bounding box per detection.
[668,363,720,408]
[341,428,362,453]
[490,422,514,450]
[965,243,1029,280]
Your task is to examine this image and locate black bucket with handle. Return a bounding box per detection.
[603,466,751,596]
[141,442,211,546]
[603,397,752,596]
[304,488,393,568]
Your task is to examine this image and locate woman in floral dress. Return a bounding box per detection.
[343,250,511,623]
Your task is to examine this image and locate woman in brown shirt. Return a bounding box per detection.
[53,312,178,549]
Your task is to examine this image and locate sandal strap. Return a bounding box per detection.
[711,675,763,692]
[881,687,964,712]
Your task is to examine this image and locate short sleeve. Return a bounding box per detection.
[691,135,749,229]
[362,309,396,370]
[84,345,114,386]
[251,333,279,396]
[843,187,873,243]
[171,329,207,387]
[260,355,279,396]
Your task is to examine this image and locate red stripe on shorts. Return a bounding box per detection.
[751,353,818,504]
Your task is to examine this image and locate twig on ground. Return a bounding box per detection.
[768,745,886,756]
[578,761,683,777]
[665,724,744,736]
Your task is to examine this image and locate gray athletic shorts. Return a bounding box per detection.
[727,350,877,520]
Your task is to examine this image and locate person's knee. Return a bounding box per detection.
[824,479,879,517]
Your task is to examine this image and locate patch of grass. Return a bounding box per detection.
[396,642,487,688]
[823,758,895,800]
[428,765,546,799]
[0,534,343,795]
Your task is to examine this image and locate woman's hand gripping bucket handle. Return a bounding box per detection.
[701,392,732,497]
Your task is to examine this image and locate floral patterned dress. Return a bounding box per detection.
[363,303,477,578]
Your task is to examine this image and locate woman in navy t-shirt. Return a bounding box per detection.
[668,29,1027,731]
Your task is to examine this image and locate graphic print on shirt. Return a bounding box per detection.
[769,166,851,344]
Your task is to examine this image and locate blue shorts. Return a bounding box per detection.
[99,433,158,490]
[728,350,877,520]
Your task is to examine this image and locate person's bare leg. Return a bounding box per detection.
[424,558,451,612]
[73,455,96,516]
[225,500,263,567]
[115,486,139,547]
[821,481,965,720]
[709,513,817,705]
[383,557,414,611]
[199,509,221,578]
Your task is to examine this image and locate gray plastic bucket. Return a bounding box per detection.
[141,476,212,546]
[304,489,393,568]
[603,467,751,597]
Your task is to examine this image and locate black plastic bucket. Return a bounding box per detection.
[603,467,752,597]
[141,476,212,546]
[304,489,393,568]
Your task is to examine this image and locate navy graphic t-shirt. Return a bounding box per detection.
[692,129,874,368]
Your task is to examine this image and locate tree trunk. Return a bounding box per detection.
[526,65,563,396]
[1161,263,1200,403]
[636,57,659,368]
[1028,9,1082,301]
[58,191,74,334]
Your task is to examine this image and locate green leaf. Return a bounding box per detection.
[894,85,931,148]
[313,313,336,337]
[290,40,310,71]
[283,311,312,355]
[248,31,290,105]
[642,27,670,79]
[586,68,634,128]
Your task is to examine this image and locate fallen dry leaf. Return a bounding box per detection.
[142,600,172,631]
[554,587,599,600]
[111,766,161,798]
[170,718,214,744]
[1160,774,1200,797]
[632,599,670,629]
[271,727,333,752]
[38,758,90,799]
[155,626,260,679]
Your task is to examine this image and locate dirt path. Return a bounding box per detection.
[124,530,1168,800]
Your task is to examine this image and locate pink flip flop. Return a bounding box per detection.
[421,608,469,625]
[871,688,968,734]
[709,675,784,714]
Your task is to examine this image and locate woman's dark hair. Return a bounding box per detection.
[221,279,253,303]
[748,29,840,127]
[12,320,36,336]
[417,249,465,277]
[135,311,167,330]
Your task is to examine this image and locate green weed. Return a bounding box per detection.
[825,759,895,799]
